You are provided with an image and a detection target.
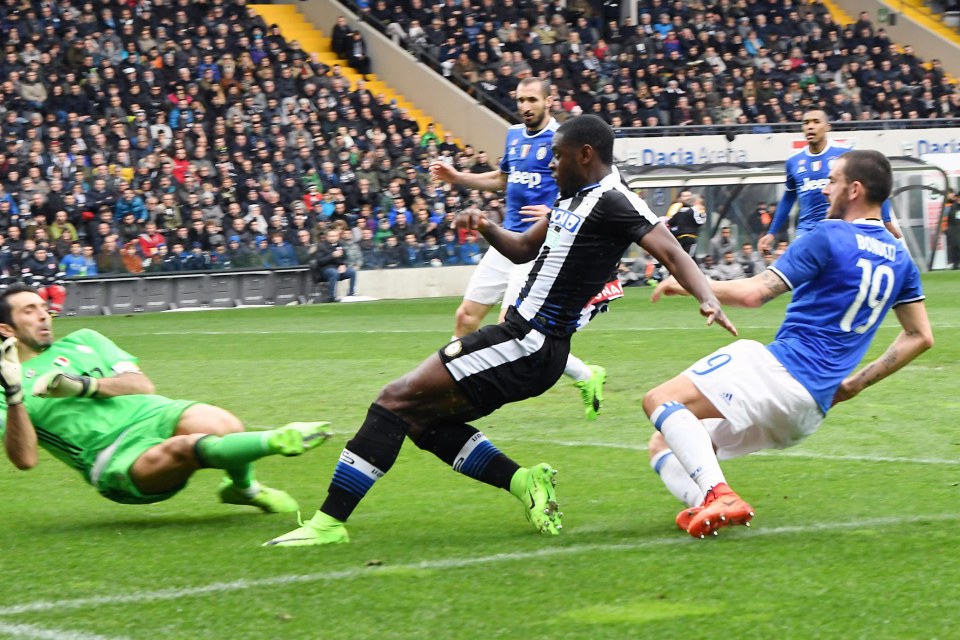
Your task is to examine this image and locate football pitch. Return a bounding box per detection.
[2,272,959,639]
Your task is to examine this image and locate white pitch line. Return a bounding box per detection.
[104,321,960,337]
[125,326,784,336]
[496,436,960,466]
[0,622,127,640]
[1,514,956,619]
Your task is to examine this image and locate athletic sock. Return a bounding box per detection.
[411,424,520,491]
[650,401,726,496]
[650,449,705,507]
[225,465,258,494]
[508,467,530,500]
[563,353,593,382]
[194,432,273,468]
[320,403,408,522]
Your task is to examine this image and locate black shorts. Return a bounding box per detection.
[439,306,571,416]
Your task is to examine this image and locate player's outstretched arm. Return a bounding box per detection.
[458,207,548,264]
[32,371,155,399]
[641,224,737,336]
[652,269,789,309]
[430,163,507,193]
[832,301,934,406]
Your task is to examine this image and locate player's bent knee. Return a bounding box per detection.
[177,404,244,437]
[642,388,666,417]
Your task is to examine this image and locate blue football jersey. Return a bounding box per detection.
[767,219,924,413]
[774,143,891,235]
[498,119,560,233]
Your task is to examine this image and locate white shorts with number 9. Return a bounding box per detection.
[682,339,824,460]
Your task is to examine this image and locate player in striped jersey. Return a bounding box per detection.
[431,78,609,422]
[266,115,735,547]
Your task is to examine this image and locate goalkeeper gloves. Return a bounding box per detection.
[0,337,22,406]
[32,372,99,399]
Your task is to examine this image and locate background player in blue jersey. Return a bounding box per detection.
[646,149,933,539]
[758,110,902,254]
[430,78,607,421]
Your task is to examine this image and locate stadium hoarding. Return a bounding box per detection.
[614,128,960,167]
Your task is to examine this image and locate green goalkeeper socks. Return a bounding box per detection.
[195,432,273,469]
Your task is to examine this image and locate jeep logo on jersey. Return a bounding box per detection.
[507,167,542,187]
[799,177,829,193]
[550,207,583,232]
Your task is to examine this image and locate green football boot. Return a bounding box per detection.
[219,481,299,513]
[520,463,562,535]
[268,421,333,456]
[263,511,350,547]
[573,365,606,421]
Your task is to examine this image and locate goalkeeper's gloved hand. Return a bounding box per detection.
[32,372,99,399]
[0,337,23,406]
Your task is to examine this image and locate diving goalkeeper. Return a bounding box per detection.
[0,283,330,510]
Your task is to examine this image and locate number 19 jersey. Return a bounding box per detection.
[767,219,924,412]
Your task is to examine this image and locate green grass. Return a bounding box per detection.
[2,272,960,639]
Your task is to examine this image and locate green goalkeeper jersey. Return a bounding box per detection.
[0,329,171,480]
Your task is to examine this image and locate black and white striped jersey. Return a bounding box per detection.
[515,168,660,337]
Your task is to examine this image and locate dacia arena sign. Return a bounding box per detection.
[614,128,960,166]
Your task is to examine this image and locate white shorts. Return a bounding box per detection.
[682,339,824,460]
[462,246,534,308]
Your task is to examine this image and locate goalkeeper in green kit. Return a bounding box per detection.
[0,283,331,511]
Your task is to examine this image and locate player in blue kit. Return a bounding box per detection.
[431,78,609,421]
[758,110,901,253]
[645,149,933,538]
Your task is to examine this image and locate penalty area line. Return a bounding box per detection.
[1,514,957,619]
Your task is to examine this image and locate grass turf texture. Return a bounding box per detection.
[1,271,958,639]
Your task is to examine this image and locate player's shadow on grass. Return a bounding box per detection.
[60,511,265,533]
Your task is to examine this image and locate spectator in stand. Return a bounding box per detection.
[268,232,300,267]
[96,237,127,275]
[122,242,145,274]
[738,242,765,277]
[183,243,211,271]
[20,247,66,316]
[379,234,404,269]
[400,232,421,267]
[347,31,372,80]
[312,228,357,302]
[713,251,746,281]
[59,242,88,278]
[80,246,100,277]
[709,226,737,263]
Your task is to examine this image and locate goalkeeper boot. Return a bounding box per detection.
[263,511,350,547]
[573,365,606,421]
[520,463,562,535]
[268,421,333,457]
[675,505,703,532]
[686,483,754,539]
[219,480,299,513]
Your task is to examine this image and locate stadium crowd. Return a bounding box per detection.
[0,0,951,310]
[376,0,960,128]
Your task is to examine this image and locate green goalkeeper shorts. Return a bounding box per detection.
[91,399,198,504]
